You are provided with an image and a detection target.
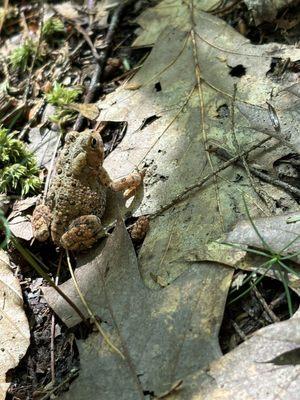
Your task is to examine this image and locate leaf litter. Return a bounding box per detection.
[75,0,300,396]
[1,0,300,398]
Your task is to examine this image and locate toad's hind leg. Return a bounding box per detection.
[32,204,52,242]
[61,215,106,251]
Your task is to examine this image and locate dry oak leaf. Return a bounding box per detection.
[0,251,30,400]
[43,221,232,399]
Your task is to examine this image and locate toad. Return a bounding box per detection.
[32,130,142,251]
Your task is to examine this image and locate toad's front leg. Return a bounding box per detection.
[60,215,106,251]
[99,167,143,194]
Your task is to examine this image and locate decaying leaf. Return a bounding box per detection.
[166,312,300,399]
[6,198,37,241]
[8,216,33,241]
[43,221,232,399]
[0,251,30,400]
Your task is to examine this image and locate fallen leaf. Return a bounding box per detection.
[43,221,232,399]
[96,1,300,289]
[0,251,30,399]
[6,198,37,241]
[226,211,300,263]
[54,2,80,20]
[8,216,33,241]
[244,0,297,24]
[167,313,300,399]
[65,103,100,120]
[133,0,221,46]
[8,197,38,214]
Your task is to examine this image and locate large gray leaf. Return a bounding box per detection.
[44,222,232,399]
[98,1,300,288]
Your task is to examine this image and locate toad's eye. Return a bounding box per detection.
[91,138,98,148]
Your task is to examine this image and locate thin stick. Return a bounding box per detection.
[0,0,9,34]
[252,285,280,323]
[215,147,300,198]
[40,369,79,400]
[50,252,63,385]
[12,237,88,323]
[152,137,271,217]
[230,84,269,210]
[74,0,135,131]
[231,320,247,341]
[23,4,44,103]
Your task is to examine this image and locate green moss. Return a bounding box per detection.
[45,82,82,124]
[42,17,65,40]
[0,128,41,196]
[9,39,42,72]
[45,82,81,106]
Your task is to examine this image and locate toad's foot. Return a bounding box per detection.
[32,204,52,242]
[61,215,106,251]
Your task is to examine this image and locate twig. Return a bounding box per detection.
[74,0,135,131]
[215,147,300,198]
[23,4,44,103]
[0,0,9,34]
[74,23,100,62]
[252,285,280,323]
[268,292,286,310]
[50,252,63,385]
[231,320,247,341]
[40,368,79,400]
[189,0,224,230]
[152,137,271,217]
[12,237,88,323]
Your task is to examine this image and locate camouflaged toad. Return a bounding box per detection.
[32,130,141,251]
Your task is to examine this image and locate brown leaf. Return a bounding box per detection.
[0,251,30,399]
[66,103,100,120]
